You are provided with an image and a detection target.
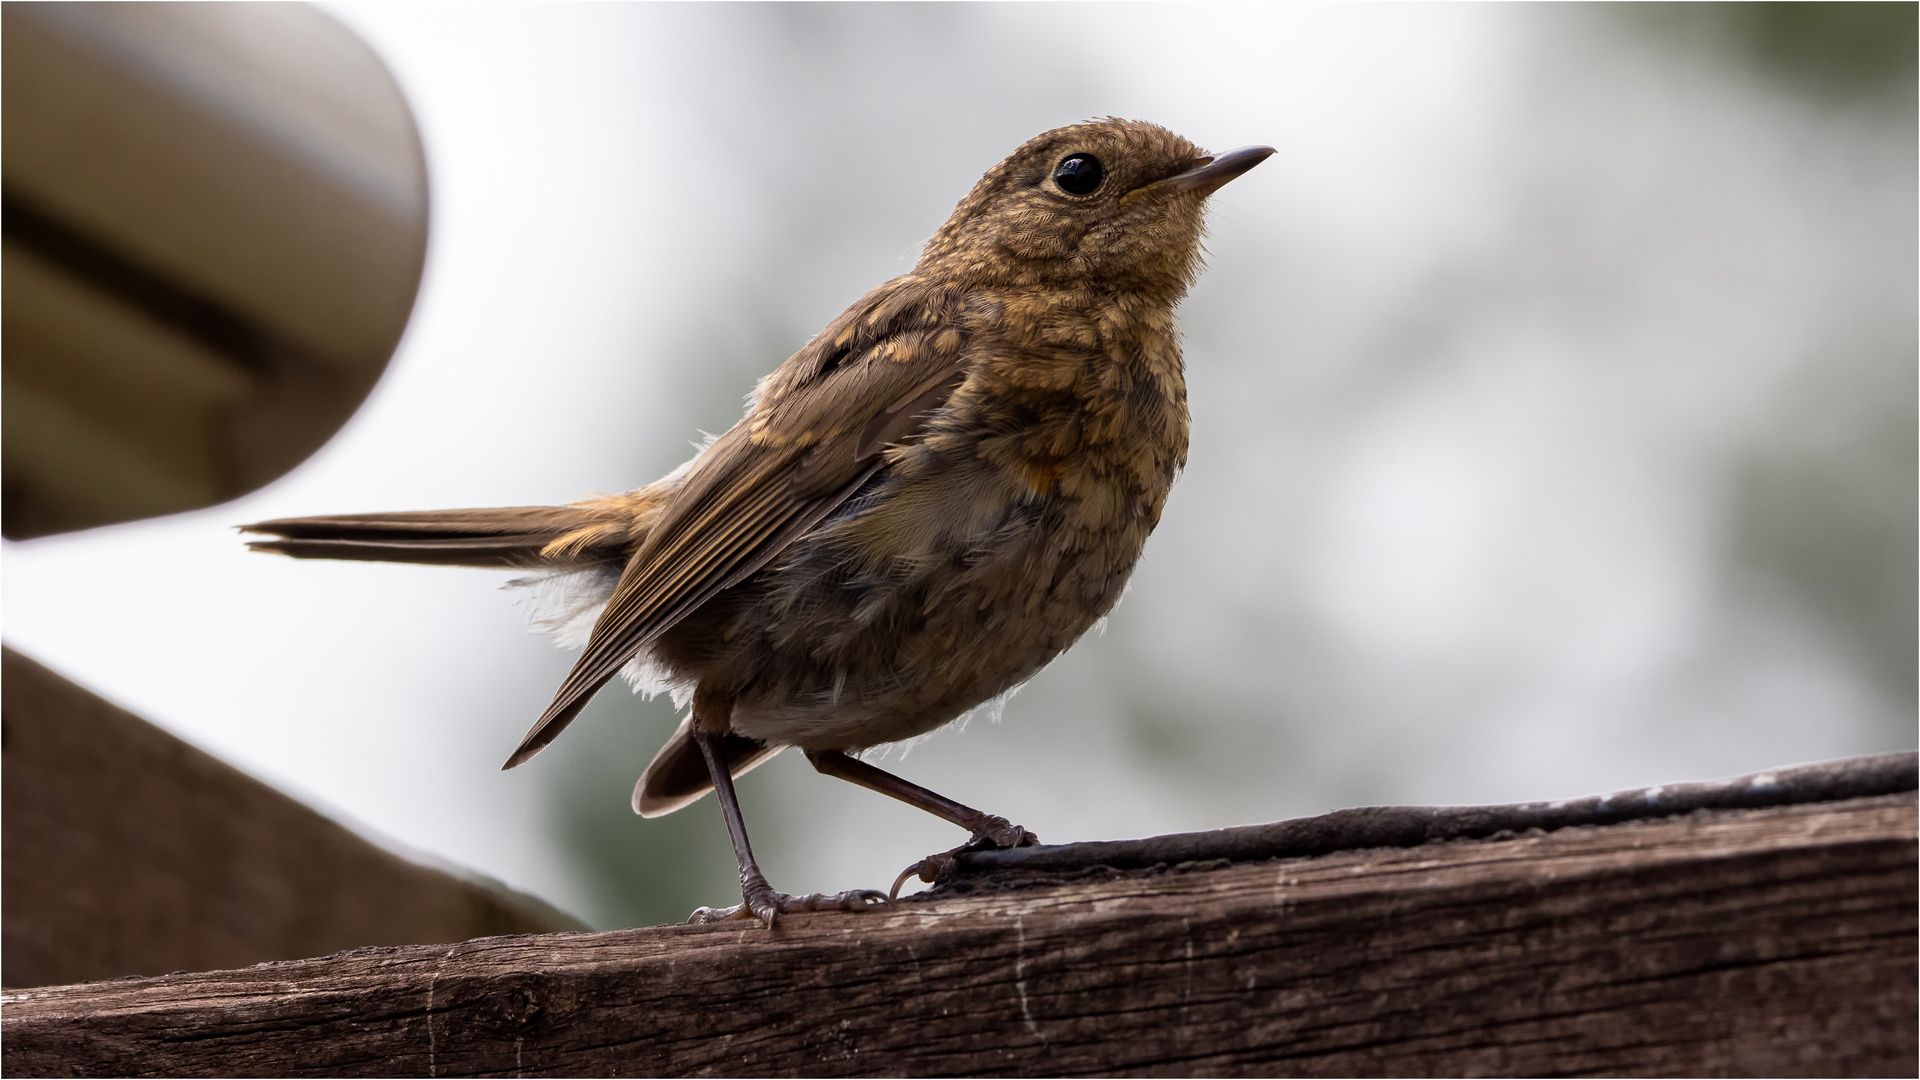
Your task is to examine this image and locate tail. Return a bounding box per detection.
[242,500,645,569]
[633,716,782,817]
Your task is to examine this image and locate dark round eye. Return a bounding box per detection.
[1052,153,1105,196]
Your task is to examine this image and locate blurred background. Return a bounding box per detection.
[4,3,1913,933]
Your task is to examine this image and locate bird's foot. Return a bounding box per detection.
[687,885,887,928]
[890,816,1039,899]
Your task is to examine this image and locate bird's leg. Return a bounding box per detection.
[686,728,885,927]
[804,749,1039,898]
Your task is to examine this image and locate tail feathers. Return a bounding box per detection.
[242,505,635,569]
[633,716,782,817]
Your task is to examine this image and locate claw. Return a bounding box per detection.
[686,903,753,924]
[890,857,944,900]
[891,817,1040,898]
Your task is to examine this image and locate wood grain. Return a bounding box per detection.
[5,792,1913,1078]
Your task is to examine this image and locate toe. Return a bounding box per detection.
[843,888,889,909]
[774,889,888,914]
[746,894,782,929]
[969,816,1038,851]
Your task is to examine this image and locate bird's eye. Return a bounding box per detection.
[1052,153,1105,196]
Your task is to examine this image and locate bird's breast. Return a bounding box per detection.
[686,295,1193,750]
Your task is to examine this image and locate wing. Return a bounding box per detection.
[502,276,971,767]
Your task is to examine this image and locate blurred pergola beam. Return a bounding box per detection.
[0,649,581,991]
[4,755,1912,1078]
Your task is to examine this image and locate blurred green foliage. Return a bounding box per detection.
[1733,338,1918,723]
[1629,3,1918,101]
[1666,1,1920,725]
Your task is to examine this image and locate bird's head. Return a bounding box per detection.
[917,118,1272,298]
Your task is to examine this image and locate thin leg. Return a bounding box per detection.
[688,729,886,927]
[692,727,774,920]
[806,750,1039,897]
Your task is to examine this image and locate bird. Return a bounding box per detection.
[244,118,1272,926]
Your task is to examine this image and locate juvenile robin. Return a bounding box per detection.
[245,119,1272,926]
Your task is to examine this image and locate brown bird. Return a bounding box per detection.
[245,119,1272,925]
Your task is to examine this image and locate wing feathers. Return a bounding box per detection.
[504,277,972,768]
[856,367,966,459]
[503,466,880,768]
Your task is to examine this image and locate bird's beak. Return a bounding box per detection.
[1126,145,1276,203]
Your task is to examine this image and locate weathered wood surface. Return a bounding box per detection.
[1,648,581,990]
[949,750,1918,884]
[5,789,1914,1078]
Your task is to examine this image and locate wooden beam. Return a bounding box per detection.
[949,750,1918,882]
[1,648,582,991]
[4,774,1912,1077]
